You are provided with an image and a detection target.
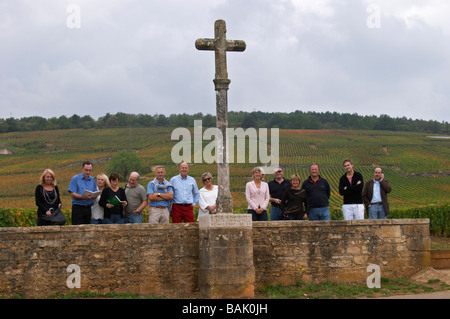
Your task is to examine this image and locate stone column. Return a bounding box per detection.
[196,19,252,299]
[214,77,233,215]
[198,214,255,298]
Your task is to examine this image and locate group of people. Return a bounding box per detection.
[35,161,213,226]
[35,159,391,226]
[246,159,391,221]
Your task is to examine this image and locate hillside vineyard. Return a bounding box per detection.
[0,127,448,211]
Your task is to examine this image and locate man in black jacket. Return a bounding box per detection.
[338,159,365,220]
[301,163,331,220]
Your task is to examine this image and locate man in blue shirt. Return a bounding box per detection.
[68,161,98,225]
[147,166,174,224]
[169,162,199,223]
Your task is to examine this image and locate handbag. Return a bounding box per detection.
[40,185,66,225]
[42,207,67,225]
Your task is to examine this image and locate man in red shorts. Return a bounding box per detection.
[169,162,200,223]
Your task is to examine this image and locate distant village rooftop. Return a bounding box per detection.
[0,148,12,155]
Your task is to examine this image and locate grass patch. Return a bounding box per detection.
[256,277,449,299]
[47,291,166,299]
[3,277,448,299]
[430,236,450,250]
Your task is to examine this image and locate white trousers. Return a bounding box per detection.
[342,204,365,220]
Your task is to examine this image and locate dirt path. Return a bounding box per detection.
[374,268,450,299]
[376,290,450,299]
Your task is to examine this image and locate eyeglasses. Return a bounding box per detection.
[203,177,212,182]
[275,170,282,173]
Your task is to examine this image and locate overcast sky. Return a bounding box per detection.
[1,0,449,122]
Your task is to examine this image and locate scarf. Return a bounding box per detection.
[150,178,173,193]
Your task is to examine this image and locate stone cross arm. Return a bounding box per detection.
[195,19,246,80]
[195,38,246,52]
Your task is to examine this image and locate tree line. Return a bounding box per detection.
[0,111,447,134]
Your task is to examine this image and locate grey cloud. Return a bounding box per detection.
[1,0,449,121]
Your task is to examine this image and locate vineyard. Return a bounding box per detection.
[0,127,448,212]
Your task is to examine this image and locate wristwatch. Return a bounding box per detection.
[157,193,161,197]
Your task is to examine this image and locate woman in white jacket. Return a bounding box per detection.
[245,167,270,221]
[197,172,218,221]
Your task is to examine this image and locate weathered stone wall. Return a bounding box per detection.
[0,219,430,298]
[252,219,430,288]
[0,223,200,298]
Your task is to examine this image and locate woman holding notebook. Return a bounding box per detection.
[99,173,128,224]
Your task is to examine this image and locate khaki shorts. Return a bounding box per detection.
[148,206,170,224]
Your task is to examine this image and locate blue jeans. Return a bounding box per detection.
[270,206,282,221]
[308,206,330,221]
[126,213,143,224]
[248,209,268,221]
[368,204,387,219]
[91,219,103,224]
[103,214,125,224]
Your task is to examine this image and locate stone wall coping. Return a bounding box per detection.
[0,218,429,235]
[0,222,199,235]
[252,218,430,228]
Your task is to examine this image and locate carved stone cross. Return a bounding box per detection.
[195,19,246,80]
[195,20,246,214]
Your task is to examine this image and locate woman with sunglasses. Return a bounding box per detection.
[197,172,218,221]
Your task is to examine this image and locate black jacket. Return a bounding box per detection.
[301,176,330,208]
[338,171,364,204]
[280,188,307,218]
[35,184,62,217]
[99,187,128,218]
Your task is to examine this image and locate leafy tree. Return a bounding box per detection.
[1,111,447,134]
[155,114,168,126]
[70,114,81,127]
[202,114,216,127]
[80,115,95,129]
[241,113,256,128]
[56,115,73,129]
[107,150,145,181]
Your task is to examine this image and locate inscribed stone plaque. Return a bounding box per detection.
[199,214,252,229]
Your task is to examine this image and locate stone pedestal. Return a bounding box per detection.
[198,214,255,299]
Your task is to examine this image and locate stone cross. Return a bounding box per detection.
[195,20,246,214]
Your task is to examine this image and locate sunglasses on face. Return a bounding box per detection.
[203,177,212,182]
